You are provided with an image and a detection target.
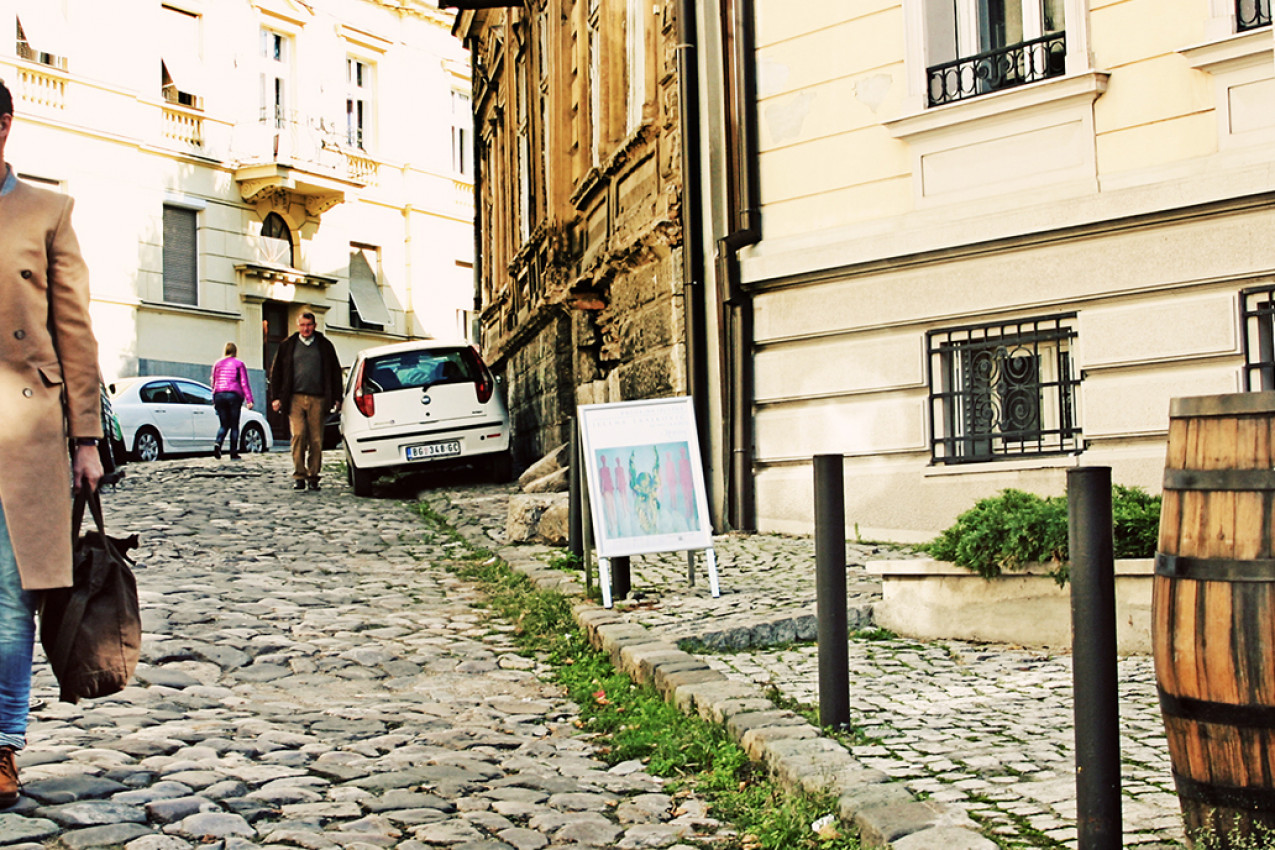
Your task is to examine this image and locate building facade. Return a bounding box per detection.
[451,1,689,468]
[697,0,1275,539]
[3,0,473,440]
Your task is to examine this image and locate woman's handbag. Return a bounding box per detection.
[39,489,141,704]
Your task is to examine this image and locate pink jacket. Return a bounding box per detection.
[211,356,254,405]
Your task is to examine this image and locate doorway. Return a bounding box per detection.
[262,301,291,441]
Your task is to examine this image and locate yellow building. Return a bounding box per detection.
[686,0,1275,539]
[2,0,473,440]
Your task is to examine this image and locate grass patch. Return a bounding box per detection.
[415,504,859,849]
[543,550,585,574]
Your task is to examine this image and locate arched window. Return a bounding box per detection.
[261,212,294,267]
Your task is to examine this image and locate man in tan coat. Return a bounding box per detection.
[0,80,103,805]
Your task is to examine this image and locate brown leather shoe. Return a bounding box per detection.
[0,746,18,806]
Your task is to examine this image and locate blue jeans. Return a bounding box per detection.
[0,502,36,749]
[213,391,243,454]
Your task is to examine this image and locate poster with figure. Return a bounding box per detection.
[578,396,713,558]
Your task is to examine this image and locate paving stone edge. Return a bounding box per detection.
[495,547,998,850]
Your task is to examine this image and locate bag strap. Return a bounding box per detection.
[52,489,117,682]
[71,487,112,545]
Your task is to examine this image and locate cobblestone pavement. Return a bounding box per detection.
[431,481,1189,849]
[3,452,719,850]
[541,533,1187,849]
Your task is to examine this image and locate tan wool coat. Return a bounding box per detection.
[0,178,101,590]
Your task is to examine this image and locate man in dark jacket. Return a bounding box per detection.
[269,312,342,491]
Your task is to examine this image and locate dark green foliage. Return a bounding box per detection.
[1110,484,1162,560]
[923,485,1161,583]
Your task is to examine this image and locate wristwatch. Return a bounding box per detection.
[74,437,100,447]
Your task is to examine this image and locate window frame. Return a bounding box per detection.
[260,28,291,129]
[346,56,373,150]
[902,0,1089,112]
[1241,285,1275,391]
[451,90,472,177]
[927,314,1082,464]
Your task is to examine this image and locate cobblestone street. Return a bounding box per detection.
[3,452,713,850]
[0,449,1193,849]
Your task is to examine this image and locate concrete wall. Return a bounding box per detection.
[736,0,1275,540]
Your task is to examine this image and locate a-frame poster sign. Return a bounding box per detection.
[577,396,719,607]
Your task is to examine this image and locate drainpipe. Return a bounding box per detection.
[674,0,710,504]
[716,0,760,532]
[467,36,484,346]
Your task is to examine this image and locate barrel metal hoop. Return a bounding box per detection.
[1172,770,1275,813]
[1159,687,1275,728]
[1156,553,1275,582]
[1163,469,1275,492]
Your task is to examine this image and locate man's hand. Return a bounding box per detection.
[246,402,254,410]
[72,443,103,493]
[271,399,281,413]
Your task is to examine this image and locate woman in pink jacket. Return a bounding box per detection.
[210,342,255,459]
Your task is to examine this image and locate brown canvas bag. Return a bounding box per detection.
[39,489,141,703]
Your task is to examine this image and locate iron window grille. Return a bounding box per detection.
[928,315,1081,464]
[1241,285,1275,390]
[1238,0,1272,31]
[927,31,1066,106]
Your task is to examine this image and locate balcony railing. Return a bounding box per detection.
[1238,0,1272,31]
[16,65,65,112]
[243,111,378,185]
[162,106,203,152]
[927,32,1067,107]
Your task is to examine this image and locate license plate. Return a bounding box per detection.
[405,440,461,461]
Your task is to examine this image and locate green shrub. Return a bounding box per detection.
[923,485,1161,584]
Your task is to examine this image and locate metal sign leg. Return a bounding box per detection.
[706,548,720,598]
[599,557,613,609]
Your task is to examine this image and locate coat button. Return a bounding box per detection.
[19,270,30,279]
[13,329,23,340]
[22,388,32,397]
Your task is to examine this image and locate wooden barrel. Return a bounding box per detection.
[1155,392,1275,846]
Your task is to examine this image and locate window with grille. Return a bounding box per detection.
[928,315,1081,463]
[1241,286,1275,390]
[162,205,198,306]
[1239,0,1272,31]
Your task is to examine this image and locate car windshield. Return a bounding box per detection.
[364,348,477,392]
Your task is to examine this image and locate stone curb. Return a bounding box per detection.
[497,544,997,850]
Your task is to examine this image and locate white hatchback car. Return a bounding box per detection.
[108,376,272,461]
[340,340,511,495]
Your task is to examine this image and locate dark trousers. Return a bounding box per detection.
[213,391,243,455]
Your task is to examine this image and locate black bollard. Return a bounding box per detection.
[612,555,631,600]
[1067,467,1122,850]
[814,454,849,730]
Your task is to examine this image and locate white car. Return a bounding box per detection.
[341,340,511,496]
[108,376,271,462]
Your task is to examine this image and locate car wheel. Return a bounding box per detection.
[133,427,162,462]
[240,423,267,454]
[486,449,513,483]
[347,446,374,497]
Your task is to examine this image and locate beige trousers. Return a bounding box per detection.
[288,394,326,482]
